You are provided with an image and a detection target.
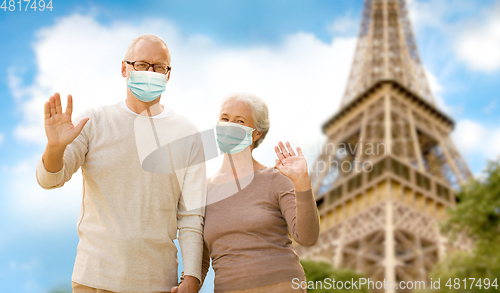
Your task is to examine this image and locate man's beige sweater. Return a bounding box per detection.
[36,102,206,292]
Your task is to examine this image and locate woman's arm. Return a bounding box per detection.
[278,184,320,247]
[274,141,320,246]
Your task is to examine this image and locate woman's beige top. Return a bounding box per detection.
[201,166,320,292]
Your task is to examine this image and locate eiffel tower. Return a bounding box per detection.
[294,0,472,292]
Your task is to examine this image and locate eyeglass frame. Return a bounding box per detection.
[124,60,171,74]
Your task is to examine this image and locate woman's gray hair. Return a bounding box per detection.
[220,92,270,149]
[124,34,171,64]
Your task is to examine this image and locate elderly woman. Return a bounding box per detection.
[175,93,319,293]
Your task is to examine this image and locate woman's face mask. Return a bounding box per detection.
[216,121,255,154]
[127,70,167,102]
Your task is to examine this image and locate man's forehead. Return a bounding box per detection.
[132,40,170,61]
[135,38,167,48]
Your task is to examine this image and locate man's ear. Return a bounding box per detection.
[166,68,171,82]
[121,61,127,78]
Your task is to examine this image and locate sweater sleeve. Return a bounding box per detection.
[201,240,211,284]
[180,225,210,287]
[278,183,320,247]
[177,131,207,285]
[36,110,91,189]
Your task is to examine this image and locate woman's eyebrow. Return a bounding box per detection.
[219,113,247,121]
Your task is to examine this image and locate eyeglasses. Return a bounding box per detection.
[125,60,171,74]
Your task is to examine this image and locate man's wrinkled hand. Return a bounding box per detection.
[44,92,89,148]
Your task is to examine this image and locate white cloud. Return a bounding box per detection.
[8,258,42,273]
[0,133,4,146]
[407,0,500,73]
[7,67,27,100]
[484,100,497,114]
[423,69,464,116]
[452,119,500,159]
[407,0,450,33]
[7,13,357,228]
[425,69,470,119]
[9,13,356,173]
[425,69,449,112]
[425,69,443,95]
[452,120,487,154]
[407,0,476,33]
[455,2,500,72]
[3,155,82,232]
[3,14,356,291]
[327,15,359,36]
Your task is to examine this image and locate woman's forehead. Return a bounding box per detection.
[220,101,255,123]
[221,101,252,114]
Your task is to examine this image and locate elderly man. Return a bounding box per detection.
[36,34,205,293]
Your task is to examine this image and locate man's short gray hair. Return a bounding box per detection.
[124,34,171,64]
[220,92,270,149]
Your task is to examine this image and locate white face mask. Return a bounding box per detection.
[215,121,255,154]
[127,70,167,102]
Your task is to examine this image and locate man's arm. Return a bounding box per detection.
[36,93,89,189]
[171,241,210,293]
[176,131,207,292]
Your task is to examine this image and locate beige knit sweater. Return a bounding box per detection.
[36,102,206,292]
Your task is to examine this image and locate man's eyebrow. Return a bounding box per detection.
[136,60,168,64]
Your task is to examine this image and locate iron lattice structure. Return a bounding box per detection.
[342,0,433,106]
[294,0,472,292]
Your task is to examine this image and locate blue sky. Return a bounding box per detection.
[1,0,500,292]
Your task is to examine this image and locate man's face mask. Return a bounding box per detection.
[216,121,255,154]
[127,70,167,102]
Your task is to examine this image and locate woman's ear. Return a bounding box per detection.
[253,130,263,142]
